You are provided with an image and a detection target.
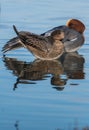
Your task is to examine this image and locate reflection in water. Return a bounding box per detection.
[3,56,65,90]
[3,52,85,91]
[13,119,89,130]
[60,52,85,80]
[14,121,19,130]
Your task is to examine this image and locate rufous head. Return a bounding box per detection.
[66,19,85,33]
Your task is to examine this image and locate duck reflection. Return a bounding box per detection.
[3,56,66,90]
[14,121,19,130]
[60,52,85,79]
[3,52,85,91]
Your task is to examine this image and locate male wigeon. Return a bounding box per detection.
[2,19,85,54]
[41,19,85,52]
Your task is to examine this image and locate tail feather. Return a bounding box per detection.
[13,25,26,41]
[13,25,27,48]
[13,25,19,36]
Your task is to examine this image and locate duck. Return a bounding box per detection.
[41,19,85,52]
[2,19,85,53]
[9,25,64,60]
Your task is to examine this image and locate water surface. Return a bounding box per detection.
[0,0,89,130]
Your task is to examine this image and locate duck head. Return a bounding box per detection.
[66,19,85,34]
[51,30,64,41]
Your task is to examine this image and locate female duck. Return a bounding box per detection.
[11,25,64,60]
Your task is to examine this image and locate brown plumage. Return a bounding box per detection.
[12,25,64,60]
[66,19,85,34]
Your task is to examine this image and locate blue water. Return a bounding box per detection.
[0,0,89,130]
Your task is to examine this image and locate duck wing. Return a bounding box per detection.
[13,25,51,53]
[2,37,22,53]
[2,31,33,53]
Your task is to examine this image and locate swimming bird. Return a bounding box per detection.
[2,19,85,53]
[10,25,64,60]
[41,19,85,52]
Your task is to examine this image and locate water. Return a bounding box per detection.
[0,0,89,130]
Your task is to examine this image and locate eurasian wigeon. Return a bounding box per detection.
[2,19,85,54]
[41,19,85,52]
[10,25,64,60]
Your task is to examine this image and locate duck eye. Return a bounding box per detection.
[60,38,64,41]
[69,23,73,27]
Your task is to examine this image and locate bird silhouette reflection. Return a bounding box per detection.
[3,52,85,91]
[60,52,85,79]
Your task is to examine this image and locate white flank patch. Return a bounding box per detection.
[70,37,77,42]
